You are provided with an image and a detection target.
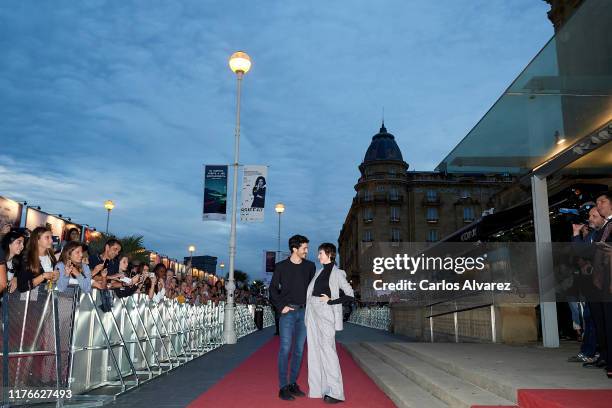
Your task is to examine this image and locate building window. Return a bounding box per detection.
[426,189,438,202]
[364,190,373,201]
[363,208,374,222]
[389,188,400,201]
[391,228,401,242]
[460,189,470,199]
[390,207,400,222]
[377,185,385,192]
[389,168,396,177]
[426,207,438,223]
[427,229,438,242]
[363,230,373,242]
[463,206,475,222]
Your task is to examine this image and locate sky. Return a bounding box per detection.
[0,0,554,280]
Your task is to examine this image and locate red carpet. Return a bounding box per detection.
[517,389,612,408]
[188,337,396,408]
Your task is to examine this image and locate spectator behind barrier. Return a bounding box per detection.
[89,238,122,312]
[56,241,92,293]
[17,226,59,292]
[113,255,142,298]
[145,263,166,302]
[0,241,6,294]
[1,230,25,293]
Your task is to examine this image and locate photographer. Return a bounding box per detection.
[593,191,612,379]
[568,205,605,364]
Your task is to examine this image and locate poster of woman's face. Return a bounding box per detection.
[0,196,23,231]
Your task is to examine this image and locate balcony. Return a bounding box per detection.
[422,196,441,205]
[363,218,374,224]
[354,194,404,205]
[426,218,439,224]
[390,217,400,223]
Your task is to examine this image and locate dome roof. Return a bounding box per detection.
[363,123,404,163]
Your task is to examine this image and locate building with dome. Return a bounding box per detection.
[338,123,516,291]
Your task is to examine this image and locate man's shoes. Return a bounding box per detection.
[324,395,343,404]
[288,383,305,397]
[583,358,606,368]
[279,386,295,401]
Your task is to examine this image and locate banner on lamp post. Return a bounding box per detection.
[203,165,228,221]
[240,165,267,222]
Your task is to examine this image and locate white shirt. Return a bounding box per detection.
[6,259,14,281]
[39,255,53,273]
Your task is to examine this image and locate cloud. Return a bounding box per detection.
[0,0,553,279]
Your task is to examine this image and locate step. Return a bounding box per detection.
[387,343,517,402]
[344,343,450,408]
[361,342,516,408]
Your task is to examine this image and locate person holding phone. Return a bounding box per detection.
[16,226,59,292]
[145,263,166,302]
[56,241,92,293]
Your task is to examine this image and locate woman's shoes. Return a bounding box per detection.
[324,395,343,404]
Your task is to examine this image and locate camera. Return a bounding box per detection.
[559,201,596,225]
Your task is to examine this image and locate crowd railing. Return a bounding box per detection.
[0,285,273,407]
[348,305,391,331]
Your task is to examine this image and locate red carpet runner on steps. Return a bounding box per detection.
[188,337,395,408]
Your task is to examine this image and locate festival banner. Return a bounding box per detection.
[240,165,267,222]
[203,165,228,221]
[0,196,23,231]
[263,250,276,274]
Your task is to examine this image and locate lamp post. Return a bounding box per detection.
[275,203,285,261]
[224,50,251,344]
[188,245,195,278]
[104,200,115,234]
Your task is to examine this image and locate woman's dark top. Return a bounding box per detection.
[312,263,354,305]
[17,259,55,293]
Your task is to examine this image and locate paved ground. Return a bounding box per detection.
[107,323,398,408]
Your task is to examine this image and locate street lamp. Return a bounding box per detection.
[275,203,285,261]
[188,245,195,278]
[224,50,251,345]
[104,200,115,234]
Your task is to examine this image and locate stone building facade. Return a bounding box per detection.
[338,124,515,290]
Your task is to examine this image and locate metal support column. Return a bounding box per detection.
[531,174,559,348]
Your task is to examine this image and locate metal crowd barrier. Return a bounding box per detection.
[1,285,273,407]
[348,306,391,331]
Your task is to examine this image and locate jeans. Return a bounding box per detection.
[278,308,307,388]
[581,303,597,357]
[568,301,582,331]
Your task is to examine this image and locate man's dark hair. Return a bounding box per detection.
[288,234,309,253]
[318,242,337,263]
[597,190,612,202]
[104,238,122,250]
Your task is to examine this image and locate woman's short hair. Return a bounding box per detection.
[318,242,337,263]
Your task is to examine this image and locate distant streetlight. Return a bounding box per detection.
[188,245,196,277]
[104,200,115,234]
[224,50,252,345]
[275,203,285,260]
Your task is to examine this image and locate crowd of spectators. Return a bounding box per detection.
[0,229,265,309]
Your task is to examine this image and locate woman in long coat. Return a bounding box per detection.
[305,243,354,404]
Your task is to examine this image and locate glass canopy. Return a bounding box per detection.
[436,0,612,175]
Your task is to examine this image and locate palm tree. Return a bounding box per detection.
[87,233,149,264]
